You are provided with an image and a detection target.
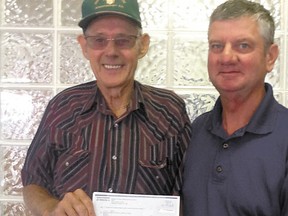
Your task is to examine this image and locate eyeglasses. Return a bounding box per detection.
[84,34,140,50]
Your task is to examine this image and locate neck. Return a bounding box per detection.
[100,83,133,118]
[220,87,265,135]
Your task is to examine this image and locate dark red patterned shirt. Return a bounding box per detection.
[21,81,191,198]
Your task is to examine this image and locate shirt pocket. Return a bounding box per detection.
[139,141,167,169]
[138,136,178,168]
[137,136,178,194]
[52,131,91,198]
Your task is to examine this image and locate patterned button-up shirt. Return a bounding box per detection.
[22,80,191,198]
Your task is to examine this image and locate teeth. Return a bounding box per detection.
[104,65,121,69]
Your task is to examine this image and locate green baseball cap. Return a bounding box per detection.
[79,0,142,30]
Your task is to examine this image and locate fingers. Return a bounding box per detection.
[74,189,96,216]
[47,189,96,216]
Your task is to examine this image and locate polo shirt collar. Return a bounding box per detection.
[208,83,277,137]
[245,83,277,134]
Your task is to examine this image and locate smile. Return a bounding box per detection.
[104,64,122,69]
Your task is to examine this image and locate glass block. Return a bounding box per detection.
[138,0,169,30]
[265,38,284,88]
[61,0,82,27]
[0,145,28,196]
[259,0,281,30]
[173,34,211,87]
[136,33,168,85]
[265,37,282,88]
[172,0,281,31]
[1,201,32,216]
[1,31,53,83]
[0,89,53,140]
[172,0,223,31]
[59,32,94,84]
[178,92,218,122]
[3,0,53,27]
[286,37,288,92]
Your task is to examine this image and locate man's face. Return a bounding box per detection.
[78,15,148,91]
[207,16,278,95]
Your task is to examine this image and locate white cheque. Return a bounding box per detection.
[93,192,180,216]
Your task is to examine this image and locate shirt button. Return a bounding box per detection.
[114,123,118,128]
[65,162,69,166]
[112,155,117,160]
[216,165,223,173]
[223,143,229,149]
[108,188,113,193]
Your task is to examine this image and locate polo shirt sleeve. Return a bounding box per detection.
[281,158,288,214]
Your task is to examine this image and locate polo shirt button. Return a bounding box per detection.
[223,143,229,149]
[108,188,113,193]
[216,165,223,173]
[114,124,118,128]
[112,155,117,160]
[65,162,69,166]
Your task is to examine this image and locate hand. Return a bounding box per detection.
[44,189,96,216]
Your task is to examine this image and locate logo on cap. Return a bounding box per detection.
[94,0,127,6]
[106,0,115,4]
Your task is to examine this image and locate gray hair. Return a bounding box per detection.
[209,0,275,49]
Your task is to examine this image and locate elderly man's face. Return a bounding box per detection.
[78,15,149,92]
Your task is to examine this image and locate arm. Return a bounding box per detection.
[172,112,192,194]
[23,184,96,216]
[281,159,288,215]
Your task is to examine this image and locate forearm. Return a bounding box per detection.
[22,184,59,216]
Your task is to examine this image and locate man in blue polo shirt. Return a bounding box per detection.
[182,0,288,215]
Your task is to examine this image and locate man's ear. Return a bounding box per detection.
[77,34,89,59]
[138,33,150,59]
[266,43,279,73]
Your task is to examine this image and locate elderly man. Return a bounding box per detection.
[22,0,191,215]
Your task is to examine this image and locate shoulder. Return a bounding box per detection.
[54,81,96,98]
[276,102,288,114]
[137,83,191,126]
[190,110,213,134]
[47,81,96,110]
[192,111,211,125]
[139,83,186,107]
[51,81,96,101]
[274,102,288,124]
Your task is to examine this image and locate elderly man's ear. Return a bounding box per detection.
[138,33,150,59]
[77,35,89,59]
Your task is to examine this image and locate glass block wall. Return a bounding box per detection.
[0,0,287,215]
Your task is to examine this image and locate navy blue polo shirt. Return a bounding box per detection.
[183,83,288,216]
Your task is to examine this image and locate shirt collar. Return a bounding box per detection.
[78,81,99,115]
[245,83,277,134]
[208,83,278,137]
[132,81,147,113]
[80,80,148,117]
